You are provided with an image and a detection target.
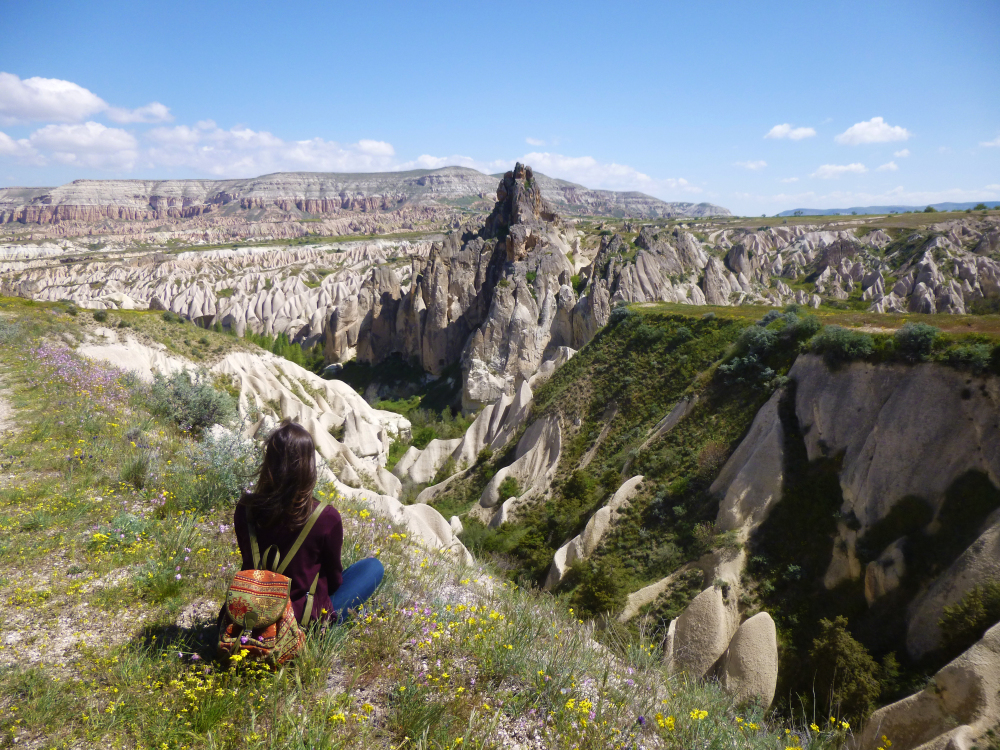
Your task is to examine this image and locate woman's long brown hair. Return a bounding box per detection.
[239,422,317,530]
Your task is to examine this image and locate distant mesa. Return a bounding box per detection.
[0,166,730,225]
[779,201,1000,217]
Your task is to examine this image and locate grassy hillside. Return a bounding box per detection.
[0,297,856,749]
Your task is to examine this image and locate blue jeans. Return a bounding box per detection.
[329,558,384,623]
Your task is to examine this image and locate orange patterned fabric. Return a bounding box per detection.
[225,569,291,629]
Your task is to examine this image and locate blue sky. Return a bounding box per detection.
[1,0,998,215]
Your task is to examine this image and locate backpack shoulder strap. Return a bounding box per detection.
[276,499,330,576]
[246,506,262,569]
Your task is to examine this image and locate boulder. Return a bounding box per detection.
[719,612,778,708]
[666,585,739,679]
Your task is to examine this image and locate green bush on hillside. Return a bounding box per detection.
[939,580,1000,659]
[894,322,941,361]
[189,426,262,509]
[608,304,635,326]
[944,343,993,373]
[810,325,874,365]
[568,556,631,619]
[0,320,22,345]
[809,616,883,721]
[149,370,237,433]
[497,476,521,500]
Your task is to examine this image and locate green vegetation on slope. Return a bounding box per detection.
[441,301,1000,726]
[458,308,821,614]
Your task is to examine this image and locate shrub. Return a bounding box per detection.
[923,206,938,213]
[609,305,634,326]
[757,310,783,326]
[809,616,882,721]
[945,343,993,373]
[148,370,237,433]
[718,324,781,387]
[811,326,874,365]
[432,456,457,486]
[92,309,108,323]
[894,322,941,361]
[633,323,663,346]
[411,425,437,449]
[785,312,821,339]
[672,326,694,344]
[568,557,630,619]
[0,320,21,345]
[120,451,151,490]
[939,580,1000,659]
[497,476,521,500]
[476,446,493,465]
[190,426,262,509]
[974,203,988,211]
[562,470,594,503]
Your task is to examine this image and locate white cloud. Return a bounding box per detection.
[28,121,138,170]
[735,160,767,170]
[0,72,106,124]
[811,163,868,179]
[106,102,173,124]
[981,136,1000,147]
[780,177,799,183]
[0,72,172,127]
[0,130,38,161]
[146,121,397,175]
[877,161,899,172]
[894,148,910,157]
[987,184,1000,191]
[764,123,816,140]
[519,151,703,195]
[835,117,911,145]
[525,137,545,146]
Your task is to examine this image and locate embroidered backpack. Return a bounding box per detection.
[217,499,329,666]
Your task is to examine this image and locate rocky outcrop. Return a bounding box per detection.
[857,622,1000,750]
[402,382,534,499]
[711,388,785,536]
[326,163,612,410]
[473,414,562,522]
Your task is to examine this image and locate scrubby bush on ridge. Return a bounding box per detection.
[810,325,875,364]
[148,369,238,433]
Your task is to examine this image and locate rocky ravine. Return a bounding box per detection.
[391,343,1000,750]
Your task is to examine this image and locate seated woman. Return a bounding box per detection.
[234,422,384,624]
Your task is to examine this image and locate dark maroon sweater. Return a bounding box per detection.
[234,500,343,623]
